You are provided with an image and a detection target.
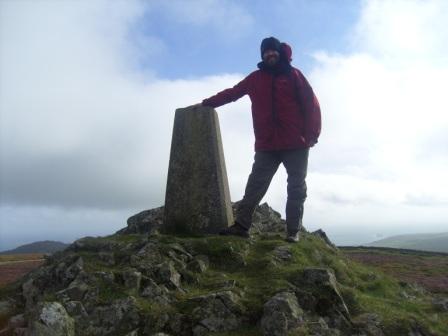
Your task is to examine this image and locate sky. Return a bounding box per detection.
[1,0,447,250]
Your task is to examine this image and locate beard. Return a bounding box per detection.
[265,55,279,66]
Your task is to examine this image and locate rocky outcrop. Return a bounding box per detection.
[118,202,306,237]
[0,204,441,336]
[30,302,75,336]
[312,229,337,249]
[118,207,164,235]
[295,268,350,320]
[260,291,304,336]
[190,291,243,335]
[83,297,140,335]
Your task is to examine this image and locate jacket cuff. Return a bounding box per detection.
[202,99,214,107]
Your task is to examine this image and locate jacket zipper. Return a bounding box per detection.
[271,75,277,125]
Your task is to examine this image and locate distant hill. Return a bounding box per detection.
[366,232,448,253]
[0,240,69,255]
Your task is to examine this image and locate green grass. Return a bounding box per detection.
[3,233,446,335]
[95,280,128,304]
[97,234,448,334]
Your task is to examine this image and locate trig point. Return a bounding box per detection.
[164,105,234,234]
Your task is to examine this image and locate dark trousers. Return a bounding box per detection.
[235,148,309,234]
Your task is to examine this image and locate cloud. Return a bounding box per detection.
[0,0,255,249]
[151,0,254,37]
[307,0,448,216]
[1,0,448,249]
[353,0,448,62]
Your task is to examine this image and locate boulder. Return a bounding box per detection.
[122,269,142,291]
[57,256,84,286]
[118,206,164,234]
[64,301,87,318]
[84,296,140,335]
[190,291,243,334]
[312,229,337,249]
[130,242,164,269]
[248,202,286,233]
[260,291,304,336]
[120,201,291,236]
[141,278,171,305]
[155,262,181,289]
[30,302,75,336]
[59,278,90,301]
[296,268,350,322]
[187,256,209,273]
[167,243,193,260]
[70,237,117,252]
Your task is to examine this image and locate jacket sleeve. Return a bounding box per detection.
[294,69,321,146]
[202,75,250,108]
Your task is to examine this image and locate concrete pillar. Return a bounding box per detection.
[164,105,233,234]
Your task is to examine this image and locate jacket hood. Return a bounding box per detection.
[282,42,293,62]
[257,41,293,74]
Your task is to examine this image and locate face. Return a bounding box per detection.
[263,49,280,66]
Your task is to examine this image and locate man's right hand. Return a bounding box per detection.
[189,103,203,108]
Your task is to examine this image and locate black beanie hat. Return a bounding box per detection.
[260,37,281,58]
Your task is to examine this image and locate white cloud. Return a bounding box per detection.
[0,0,255,249]
[302,0,448,241]
[152,0,254,37]
[353,0,448,63]
[1,0,447,250]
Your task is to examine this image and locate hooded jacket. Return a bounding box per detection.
[202,43,321,151]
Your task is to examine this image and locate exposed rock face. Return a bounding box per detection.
[293,267,351,332]
[84,296,140,335]
[118,206,164,235]
[164,105,234,234]
[247,202,291,234]
[189,291,243,335]
[30,302,75,336]
[312,229,337,249]
[1,204,440,336]
[118,202,308,238]
[260,291,304,336]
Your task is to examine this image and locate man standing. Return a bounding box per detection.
[201,37,321,242]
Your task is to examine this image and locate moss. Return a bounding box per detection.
[5,230,446,335]
[135,297,176,316]
[105,234,144,244]
[77,251,123,273]
[96,281,127,304]
[42,292,57,302]
[73,234,448,335]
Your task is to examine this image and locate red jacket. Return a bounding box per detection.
[202,67,321,151]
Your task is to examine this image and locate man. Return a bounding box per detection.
[201,37,321,242]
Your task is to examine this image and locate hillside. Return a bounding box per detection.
[0,204,447,335]
[342,246,448,294]
[366,232,448,253]
[0,240,69,255]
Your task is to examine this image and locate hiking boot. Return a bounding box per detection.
[219,222,250,238]
[286,232,299,243]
